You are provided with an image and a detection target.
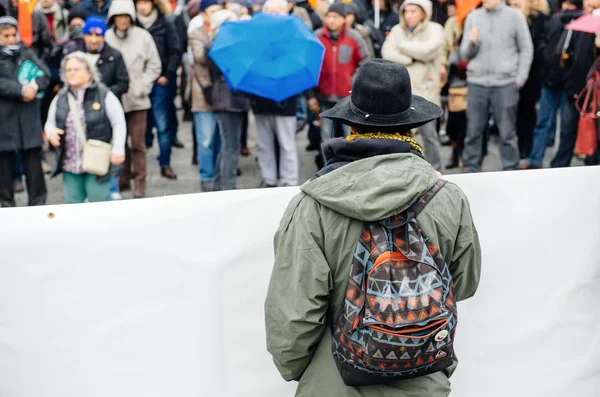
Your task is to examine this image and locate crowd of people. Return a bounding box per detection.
[0,0,598,207]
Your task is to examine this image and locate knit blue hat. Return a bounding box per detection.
[200,0,221,12]
[83,16,108,36]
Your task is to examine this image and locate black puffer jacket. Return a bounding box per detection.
[541,10,583,89]
[562,29,596,100]
[520,12,547,101]
[139,13,182,82]
[94,44,130,100]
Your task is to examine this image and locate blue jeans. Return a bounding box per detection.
[168,79,179,142]
[551,98,579,168]
[527,86,566,167]
[296,95,307,127]
[147,83,173,167]
[193,111,220,182]
[214,111,243,191]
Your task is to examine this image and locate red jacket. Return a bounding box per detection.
[314,26,369,103]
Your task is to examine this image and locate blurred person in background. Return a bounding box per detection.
[518,0,583,169]
[188,0,222,191]
[549,0,599,167]
[75,0,112,19]
[0,16,49,207]
[345,1,375,57]
[508,0,549,160]
[135,0,182,180]
[252,0,301,188]
[382,0,445,170]
[45,51,126,203]
[35,0,69,42]
[5,0,53,61]
[308,2,370,148]
[105,0,161,198]
[460,0,533,172]
[367,0,398,37]
[82,16,130,200]
[206,9,250,191]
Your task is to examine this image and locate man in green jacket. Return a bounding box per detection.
[265,59,481,397]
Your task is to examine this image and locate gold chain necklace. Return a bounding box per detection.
[346,132,424,155]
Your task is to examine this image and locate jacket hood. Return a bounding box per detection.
[300,154,438,222]
[108,0,136,22]
[399,0,432,24]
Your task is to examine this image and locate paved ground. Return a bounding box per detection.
[14,111,578,207]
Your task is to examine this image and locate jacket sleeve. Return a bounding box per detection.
[0,78,24,101]
[265,194,332,382]
[44,95,59,138]
[442,19,455,66]
[189,28,209,66]
[515,11,534,88]
[109,51,130,99]
[352,32,370,74]
[29,49,51,93]
[395,24,444,62]
[448,193,482,302]
[381,28,413,66]
[459,14,479,60]
[142,35,163,94]
[164,18,183,81]
[104,91,127,156]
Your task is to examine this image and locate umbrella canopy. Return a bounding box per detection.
[208,13,325,102]
[565,14,600,34]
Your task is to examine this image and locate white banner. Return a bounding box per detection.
[0,167,599,397]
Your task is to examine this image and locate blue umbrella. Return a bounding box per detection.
[208,13,325,102]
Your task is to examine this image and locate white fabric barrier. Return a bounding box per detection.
[0,167,599,397]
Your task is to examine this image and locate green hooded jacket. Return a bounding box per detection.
[265,153,482,397]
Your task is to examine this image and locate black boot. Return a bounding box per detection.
[446,144,459,169]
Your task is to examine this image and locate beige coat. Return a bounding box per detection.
[188,19,212,113]
[291,6,313,30]
[442,16,462,66]
[381,0,444,106]
[105,0,161,113]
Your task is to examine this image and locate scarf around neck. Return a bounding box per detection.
[312,136,424,180]
[137,9,159,30]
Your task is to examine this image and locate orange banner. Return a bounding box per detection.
[457,0,482,24]
[18,0,37,47]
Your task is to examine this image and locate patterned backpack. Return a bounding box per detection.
[332,180,457,386]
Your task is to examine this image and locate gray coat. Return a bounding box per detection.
[460,2,533,88]
[0,46,50,152]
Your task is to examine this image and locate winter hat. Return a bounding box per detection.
[83,16,108,36]
[0,15,18,28]
[200,0,220,12]
[68,7,91,24]
[327,2,346,17]
[186,0,202,17]
[344,2,361,17]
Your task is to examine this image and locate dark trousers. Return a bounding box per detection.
[516,98,538,159]
[0,148,47,207]
[121,111,148,195]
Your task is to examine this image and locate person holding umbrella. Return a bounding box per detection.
[252,0,303,188]
[206,9,250,191]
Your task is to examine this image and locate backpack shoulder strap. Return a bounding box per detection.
[410,179,447,218]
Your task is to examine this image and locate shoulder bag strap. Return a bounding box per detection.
[410,179,448,218]
[67,92,87,145]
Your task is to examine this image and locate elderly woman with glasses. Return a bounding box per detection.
[45,51,126,204]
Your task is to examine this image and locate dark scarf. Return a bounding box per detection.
[312,137,424,180]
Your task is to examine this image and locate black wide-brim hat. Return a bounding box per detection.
[320,59,444,130]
